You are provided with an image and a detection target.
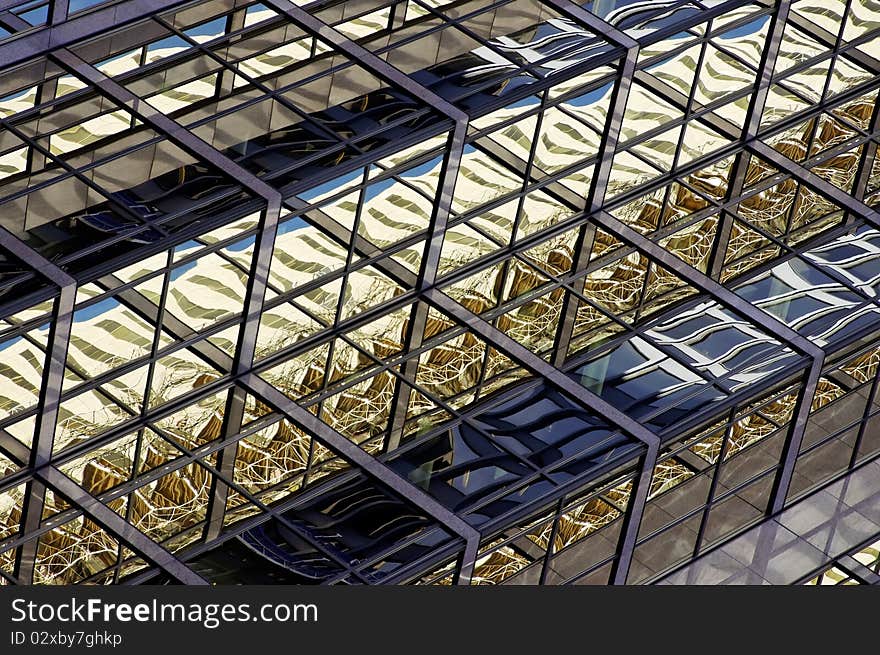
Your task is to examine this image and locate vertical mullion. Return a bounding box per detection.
[49,0,68,25]
[848,355,880,468]
[692,409,737,557]
[846,88,880,220]
[768,360,823,513]
[669,38,711,173]
[552,46,638,366]
[610,440,659,584]
[387,122,466,451]
[213,8,247,99]
[205,193,283,538]
[14,279,75,584]
[538,498,565,585]
[708,0,792,278]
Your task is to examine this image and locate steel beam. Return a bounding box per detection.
[0,0,193,70]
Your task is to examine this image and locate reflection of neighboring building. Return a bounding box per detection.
[1,0,880,587]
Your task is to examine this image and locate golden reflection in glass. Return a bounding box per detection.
[842,346,880,383]
[33,519,119,585]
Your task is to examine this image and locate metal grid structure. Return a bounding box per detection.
[0,0,879,586]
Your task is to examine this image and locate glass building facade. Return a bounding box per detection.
[0,0,879,586]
